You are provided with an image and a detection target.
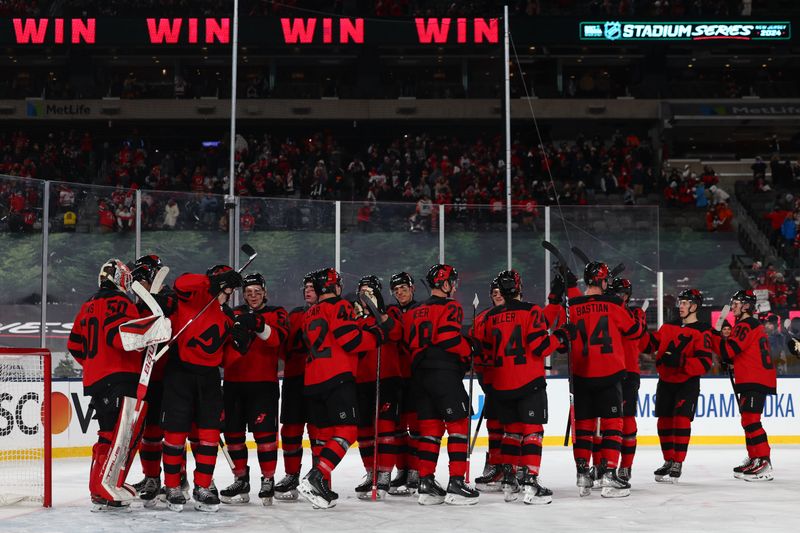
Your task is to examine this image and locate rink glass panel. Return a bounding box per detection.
[547,205,660,376]
[238,196,335,310]
[338,200,439,304]
[0,175,44,348]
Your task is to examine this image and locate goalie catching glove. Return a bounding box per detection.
[119,315,172,351]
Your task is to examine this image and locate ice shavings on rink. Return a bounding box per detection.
[1,445,797,533]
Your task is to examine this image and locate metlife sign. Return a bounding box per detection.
[580,21,791,42]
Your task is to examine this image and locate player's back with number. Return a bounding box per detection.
[569,293,639,381]
[404,296,471,370]
[303,295,380,394]
[729,318,777,393]
[483,299,557,394]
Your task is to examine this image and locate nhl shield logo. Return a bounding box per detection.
[604,21,621,41]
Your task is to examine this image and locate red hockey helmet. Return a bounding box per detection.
[584,261,610,287]
[426,264,458,290]
[311,267,342,296]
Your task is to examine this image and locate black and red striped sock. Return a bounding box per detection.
[573,419,595,465]
[139,424,163,478]
[357,425,375,471]
[742,412,771,459]
[657,416,675,462]
[193,428,220,489]
[280,423,304,475]
[519,423,544,475]
[501,423,523,468]
[254,431,278,478]
[486,418,503,466]
[672,416,692,463]
[600,417,623,469]
[620,415,637,469]
[317,425,357,478]
[162,431,188,488]
[223,431,248,478]
[445,418,469,478]
[416,419,444,477]
[377,419,398,472]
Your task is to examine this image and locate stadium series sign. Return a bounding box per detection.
[580,21,791,41]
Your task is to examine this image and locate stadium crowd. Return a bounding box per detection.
[1,127,657,233]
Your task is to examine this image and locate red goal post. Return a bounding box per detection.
[0,348,52,507]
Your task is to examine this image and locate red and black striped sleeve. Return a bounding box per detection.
[433,301,471,359]
[332,299,381,353]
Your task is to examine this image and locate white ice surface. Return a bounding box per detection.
[1,445,797,533]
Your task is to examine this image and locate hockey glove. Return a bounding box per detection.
[209,270,243,294]
[659,351,684,368]
[235,312,265,333]
[230,322,252,354]
[548,275,564,305]
[564,269,578,289]
[553,323,577,347]
[466,336,483,358]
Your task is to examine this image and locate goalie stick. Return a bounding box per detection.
[101,266,169,498]
[541,241,575,447]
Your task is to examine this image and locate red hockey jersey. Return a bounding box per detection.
[303,296,382,394]
[284,306,310,379]
[471,307,494,386]
[622,306,648,374]
[68,288,142,395]
[648,321,713,383]
[172,273,234,368]
[567,293,642,383]
[720,317,777,394]
[481,299,558,398]
[386,304,414,379]
[403,296,472,371]
[224,305,289,382]
[356,313,403,383]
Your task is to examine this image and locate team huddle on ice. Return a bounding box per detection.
[67,249,779,513]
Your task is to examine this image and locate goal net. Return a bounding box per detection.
[0,348,52,507]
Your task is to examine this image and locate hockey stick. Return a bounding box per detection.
[714,304,737,395]
[102,267,170,496]
[465,293,479,483]
[641,299,650,313]
[541,241,575,447]
[371,343,382,501]
[468,403,485,457]
[218,437,236,471]
[355,292,385,501]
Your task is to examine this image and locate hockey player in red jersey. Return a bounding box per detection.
[127,254,179,506]
[297,268,393,509]
[386,271,420,496]
[404,264,480,506]
[274,272,317,501]
[479,270,561,505]
[720,289,777,481]
[472,278,506,492]
[608,278,647,483]
[353,275,404,499]
[646,288,712,483]
[219,273,289,506]
[68,259,145,510]
[560,261,643,498]
[160,264,254,512]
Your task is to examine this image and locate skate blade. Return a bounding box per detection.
[91,503,132,513]
[742,473,774,482]
[417,493,445,505]
[502,490,519,503]
[669,477,681,484]
[523,495,553,505]
[476,483,503,493]
[444,493,479,506]
[601,487,631,498]
[579,487,592,497]
[274,490,299,501]
[220,494,250,505]
[194,502,220,512]
[167,503,184,512]
[654,476,673,483]
[388,486,412,496]
[142,498,159,509]
[260,496,274,506]
[297,483,335,509]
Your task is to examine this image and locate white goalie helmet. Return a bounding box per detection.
[98,258,132,292]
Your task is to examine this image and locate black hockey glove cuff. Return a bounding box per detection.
[660,351,684,368]
[235,312,265,333]
[209,270,243,294]
[230,323,252,354]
